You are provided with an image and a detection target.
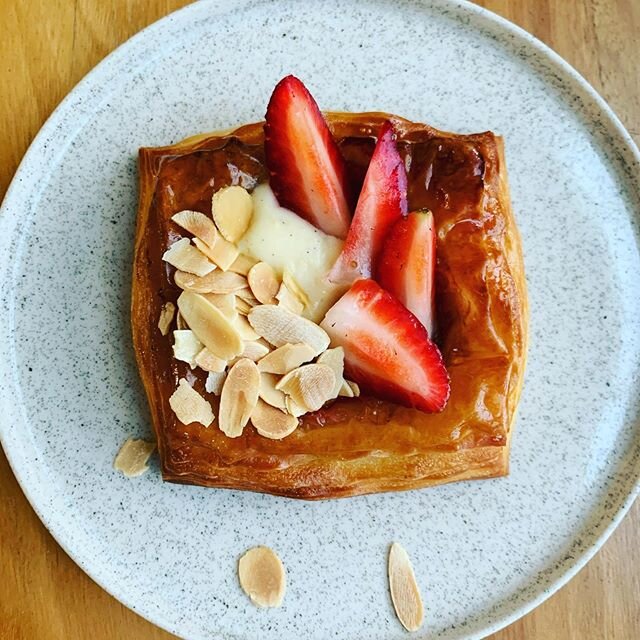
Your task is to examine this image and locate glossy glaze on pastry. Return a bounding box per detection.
[132,113,528,499]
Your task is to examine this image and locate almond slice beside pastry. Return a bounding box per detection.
[113,438,156,477]
[238,546,286,607]
[388,542,424,632]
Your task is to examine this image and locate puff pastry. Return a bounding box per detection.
[132,113,528,499]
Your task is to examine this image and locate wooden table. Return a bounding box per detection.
[0,1,638,638]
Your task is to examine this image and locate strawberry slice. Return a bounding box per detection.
[264,75,351,238]
[320,279,450,412]
[376,210,437,336]
[328,120,408,285]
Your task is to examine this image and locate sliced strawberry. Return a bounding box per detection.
[320,279,450,412]
[376,210,436,336]
[328,120,408,285]
[264,75,351,238]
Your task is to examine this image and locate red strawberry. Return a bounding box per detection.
[376,210,436,337]
[328,120,408,285]
[264,75,351,238]
[320,279,450,412]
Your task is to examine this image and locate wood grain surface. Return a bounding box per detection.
[0,1,638,638]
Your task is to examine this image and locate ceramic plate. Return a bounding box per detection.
[1,1,639,639]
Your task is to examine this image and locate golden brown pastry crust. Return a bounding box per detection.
[132,113,528,499]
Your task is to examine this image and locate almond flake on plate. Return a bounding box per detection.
[275,282,305,315]
[238,546,286,608]
[259,372,287,410]
[388,542,424,632]
[193,235,239,272]
[171,210,218,247]
[162,238,216,277]
[247,262,280,305]
[257,343,316,375]
[157,302,176,336]
[276,363,336,412]
[205,370,226,396]
[212,185,253,242]
[172,330,204,368]
[250,399,298,440]
[177,290,243,360]
[218,359,260,437]
[247,305,330,355]
[175,269,248,294]
[316,347,345,399]
[240,340,271,362]
[229,253,258,276]
[169,378,215,427]
[113,438,156,477]
[195,348,227,373]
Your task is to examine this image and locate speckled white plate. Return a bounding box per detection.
[1,1,639,639]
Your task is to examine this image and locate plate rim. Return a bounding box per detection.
[0,0,638,638]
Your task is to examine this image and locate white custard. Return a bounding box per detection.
[238,184,347,322]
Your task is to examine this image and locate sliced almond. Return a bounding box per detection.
[218,359,260,437]
[193,235,239,272]
[157,302,176,336]
[282,269,310,307]
[247,305,330,355]
[259,372,287,410]
[175,269,247,294]
[316,347,345,399]
[212,185,253,242]
[169,378,215,427]
[257,343,316,375]
[235,297,252,315]
[205,370,226,396]
[176,311,188,330]
[276,364,335,412]
[172,330,204,368]
[195,348,227,373]
[113,438,156,478]
[275,282,305,315]
[162,238,216,277]
[232,314,261,341]
[241,340,271,362]
[388,543,424,632]
[202,292,237,321]
[171,210,217,247]
[247,262,280,305]
[347,380,360,397]
[177,290,243,360]
[251,399,298,440]
[238,546,286,608]
[339,380,356,398]
[229,253,258,275]
[285,395,307,418]
[236,287,260,306]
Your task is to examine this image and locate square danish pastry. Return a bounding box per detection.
[132,76,528,499]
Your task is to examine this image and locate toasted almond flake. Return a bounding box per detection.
[195,348,227,373]
[218,359,260,437]
[212,185,253,242]
[177,290,243,360]
[205,370,226,395]
[157,302,176,336]
[276,363,336,412]
[238,546,286,608]
[251,399,298,440]
[169,378,215,427]
[339,380,354,398]
[347,380,360,397]
[316,347,345,399]
[162,238,216,277]
[113,438,156,477]
[229,253,258,275]
[172,210,218,246]
[241,340,271,362]
[257,343,316,375]
[247,305,330,355]
[275,282,305,315]
[388,543,424,632]
[285,395,307,417]
[247,262,280,305]
[233,314,261,341]
[259,372,287,410]
[176,311,188,330]
[282,269,310,307]
[236,287,260,306]
[175,269,248,294]
[172,330,204,368]
[202,292,238,321]
[193,235,239,272]
[235,297,252,315]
